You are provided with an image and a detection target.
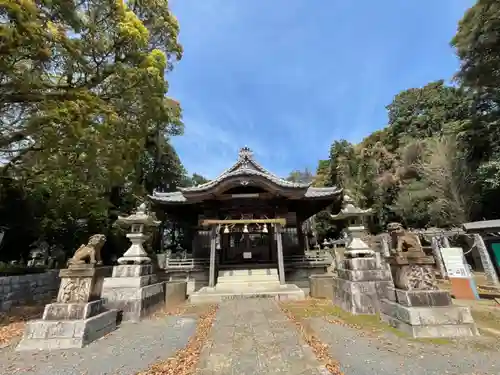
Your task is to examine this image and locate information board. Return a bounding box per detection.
[440,247,470,278]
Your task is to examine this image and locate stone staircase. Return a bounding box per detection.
[215,268,281,292]
[188,268,306,303]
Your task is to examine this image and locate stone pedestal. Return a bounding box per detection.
[332,255,394,315]
[380,288,479,338]
[16,265,118,351]
[380,255,479,338]
[165,281,187,306]
[101,264,165,322]
[309,274,335,299]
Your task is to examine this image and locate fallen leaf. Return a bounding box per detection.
[0,305,45,346]
[136,304,218,375]
[279,303,345,375]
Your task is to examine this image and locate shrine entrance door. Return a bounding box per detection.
[219,229,273,265]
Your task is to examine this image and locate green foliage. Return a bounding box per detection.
[181,173,210,187]
[451,0,500,218]
[286,168,314,184]
[0,0,191,260]
[312,211,343,241]
[385,81,471,151]
[312,160,330,187]
[452,0,500,93]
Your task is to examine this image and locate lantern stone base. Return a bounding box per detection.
[101,264,165,322]
[16,299,118,351]
[332,257,394,315]
[380,288,479,338]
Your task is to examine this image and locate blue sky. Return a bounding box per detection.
[168,0,475,179]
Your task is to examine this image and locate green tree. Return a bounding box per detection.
[328,140,358,189]
[181,173,210,187]
[0,0,184,256]
[312,159,330,187]
[451,0,500,218]
[386,80,471,151]
[452,0,500,93]
[286,168,314,184]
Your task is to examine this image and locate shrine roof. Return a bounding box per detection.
[462,219,500,233]
[150,186,341,203]
[178,146,310,192]
[149,147,342,204]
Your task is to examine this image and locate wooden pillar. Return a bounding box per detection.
[276,223,286,285]
[209,226,216,288]
[296,221,305,253]
[474,233,500,287]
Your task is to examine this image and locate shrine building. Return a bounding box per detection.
[149,147,342,301]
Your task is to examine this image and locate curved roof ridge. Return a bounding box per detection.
[179,146,310,192]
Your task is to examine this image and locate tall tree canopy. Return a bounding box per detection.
[1,0,182,182]
[451,0,500,218]
[0,0,189,259]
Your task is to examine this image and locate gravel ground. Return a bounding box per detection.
[309,317,500,375]
[0,316,197,375]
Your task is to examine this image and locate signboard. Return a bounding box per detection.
[243,252,252,259]
[440,247,470,278]
[440,247,479,300]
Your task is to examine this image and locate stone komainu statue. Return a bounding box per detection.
[68,234,106,266]
[387,222,424,257]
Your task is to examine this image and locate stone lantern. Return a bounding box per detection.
[116,203,160,264]
[328,194,393,315]
[330,194,374,258]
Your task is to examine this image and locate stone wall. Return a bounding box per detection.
[0,270,60,311]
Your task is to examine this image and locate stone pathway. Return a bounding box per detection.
[196,299,326,375]
[0,316,196,375]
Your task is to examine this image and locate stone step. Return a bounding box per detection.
[189,284,306,304]
[215,281,281,292]
[218,268,278,278]
[217,274,279,283]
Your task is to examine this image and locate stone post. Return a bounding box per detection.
[431,236,447,279]
[276,223,286,285]
[474,233,500,287]
[442,235,451,248]
[381,234,391,257]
